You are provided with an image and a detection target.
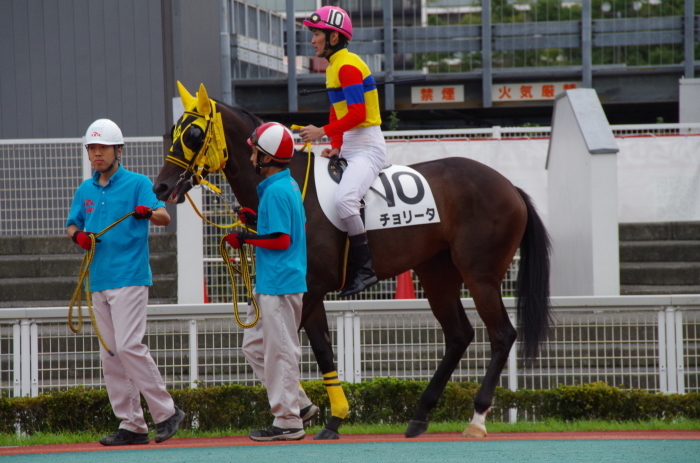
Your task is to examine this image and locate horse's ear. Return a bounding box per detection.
[177,81,195,109]
[196,83,211,117]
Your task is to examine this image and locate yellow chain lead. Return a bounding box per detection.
[219,235,260,328]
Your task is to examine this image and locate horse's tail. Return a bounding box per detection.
[515,187,552,362]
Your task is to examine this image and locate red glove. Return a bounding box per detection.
[237,207,257,227]
[133,205,153,220]
[225,232,246,249]
[72,231,101,250]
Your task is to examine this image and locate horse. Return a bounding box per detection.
[153,83,552,440]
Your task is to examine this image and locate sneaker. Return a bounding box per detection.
[155,406,186,443]
[249,426,305,442]
[300,404,320,428]
[99,428,150,446]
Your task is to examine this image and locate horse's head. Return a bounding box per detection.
[154,82,228,203]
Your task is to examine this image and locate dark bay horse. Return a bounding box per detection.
[154,83,551,439]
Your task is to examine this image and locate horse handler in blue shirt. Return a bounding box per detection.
[65,119,185,446]
[224,122,313,441]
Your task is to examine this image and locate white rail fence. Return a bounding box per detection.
[2,296,698,407]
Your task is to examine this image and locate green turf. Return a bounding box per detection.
[1,418,698,447]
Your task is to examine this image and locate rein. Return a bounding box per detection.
[68,211,137,356]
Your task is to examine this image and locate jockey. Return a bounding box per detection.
[299,6,386,297]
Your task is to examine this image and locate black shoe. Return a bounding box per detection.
[249,426,305,442]
[339,233,378,297]
[155,406,186,443]
[300,404,320,428]
[99,428,150,446]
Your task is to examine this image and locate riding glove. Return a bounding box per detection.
[133,205,153,220]
[72,231,101,250]
[225,232,246,249]
[237,207,257,228]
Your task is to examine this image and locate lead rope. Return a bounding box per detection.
[68,211,136,356]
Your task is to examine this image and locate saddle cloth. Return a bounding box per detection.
[314,155,441,232]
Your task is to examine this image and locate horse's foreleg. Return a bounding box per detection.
[463,283,517,438]
[406,255,473,438]
[301,297,347,440]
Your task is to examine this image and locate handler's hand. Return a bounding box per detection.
[321,148,340,158]
[133,205,153,220]
[225,233,245,249]
[300,125,326,143]
[72,231,101,250]
[236,207,257,227]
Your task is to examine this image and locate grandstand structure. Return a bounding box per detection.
[1,0,698,139]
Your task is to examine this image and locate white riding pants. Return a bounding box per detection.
[242,293,305,429]
[92,286,175,434]
[336,125,386,220]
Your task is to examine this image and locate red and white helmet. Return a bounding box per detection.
[247,122,295,162]
[303,6,353,40]
[84,119,124,146]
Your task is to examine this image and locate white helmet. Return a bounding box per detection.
[84,119,124,146]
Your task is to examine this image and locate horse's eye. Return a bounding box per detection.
[183,125,204,150]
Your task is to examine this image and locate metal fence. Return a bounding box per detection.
[3,123,699,302]
[2,297,697,416]
[0,138,168,236]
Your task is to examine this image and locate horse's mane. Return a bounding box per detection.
[215,100,263,128]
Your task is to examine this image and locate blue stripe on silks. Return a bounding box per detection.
[344,83,365,105]
[328,89,346,105]
[363,75,377,92]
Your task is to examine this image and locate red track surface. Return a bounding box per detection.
[1,430,698,456]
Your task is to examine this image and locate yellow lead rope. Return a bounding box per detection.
[68,211,136,356]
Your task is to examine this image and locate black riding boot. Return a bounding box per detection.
[339,233,379,297]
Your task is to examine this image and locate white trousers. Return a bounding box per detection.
[242,293,306,429]
[336,125,386,220]
[92,286,175,434]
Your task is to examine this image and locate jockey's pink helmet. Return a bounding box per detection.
[247,122,295,162]
[303,6,353,40]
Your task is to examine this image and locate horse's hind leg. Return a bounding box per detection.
[301,295,348,440]
[463,282,517,437]
[405,251,475,438]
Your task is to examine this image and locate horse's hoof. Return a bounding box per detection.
[405,420,429,438]
[313,427,340,440]
[462,423,488,438]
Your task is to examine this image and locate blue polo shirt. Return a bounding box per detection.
[254,169,307,295]
[65,165,164,292]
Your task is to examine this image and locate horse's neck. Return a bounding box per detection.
[222,164,260,209]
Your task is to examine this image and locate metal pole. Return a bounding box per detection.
[189,319,199,388]
[481,0,492,108]
[674,309,685,394]
[684,0,695,78]
[383,0,395,111]
[20,320,31,397]
[220,0,233,105]
[664,307,678,393]
[344,312,355,383]
[30,323,38,397]
[13,323,21,397]
[286,0,298,113]
[581,0,592,88]
[657,310,668,393]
